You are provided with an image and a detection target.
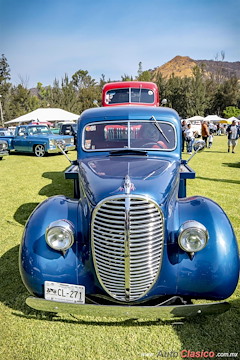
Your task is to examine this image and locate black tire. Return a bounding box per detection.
[34,144,46,157]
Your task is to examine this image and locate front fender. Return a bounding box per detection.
[175,196,239,299]
[19,196,95,297]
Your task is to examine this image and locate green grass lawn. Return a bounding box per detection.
[0,137,239,360]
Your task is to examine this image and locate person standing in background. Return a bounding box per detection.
[184,123,195,154]
[181,120,188,152]
[226,120,240,153]
[201,121,209,146]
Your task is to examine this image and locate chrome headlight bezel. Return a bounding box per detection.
[1,141,8,150]
[178,220,209,253]
[45,219,74,251]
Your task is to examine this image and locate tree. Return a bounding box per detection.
[0,54,11,85]
[210,77,240,115]
[8,85,40,119]
[223,106,240,118]
[163,74,190,118]
[72,70,96,90]
[61,74,78,112]
[186,65,207,117]
[0,54,11,124]
[136,62,152,81]
[121,74,133,81]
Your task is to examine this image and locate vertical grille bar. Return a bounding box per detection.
[92,195,164,302]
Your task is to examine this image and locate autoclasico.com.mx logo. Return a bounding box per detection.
[141,349,239,358]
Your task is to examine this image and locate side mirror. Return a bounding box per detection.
[161,99,167,106]
[187,140,205,163]
[93,100,99,107]
[193,140,205,152]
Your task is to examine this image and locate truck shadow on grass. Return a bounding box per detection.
[13,170,74,227]
[39,171,74,198]
[222,161,240,168]
[197,176,240,185]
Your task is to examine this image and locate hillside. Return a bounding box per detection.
[152,55,240,80]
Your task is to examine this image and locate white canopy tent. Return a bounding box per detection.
[204,115,226,122]
[186,115,205,121]
[227,116,239,122]
[4,108,79,125]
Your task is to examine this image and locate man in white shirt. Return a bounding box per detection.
[184,123,195,154]
[226,120,240,153]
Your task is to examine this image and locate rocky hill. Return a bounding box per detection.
[152,56,240,80]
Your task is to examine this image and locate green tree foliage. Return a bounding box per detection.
[121,74,134,81]
[136,62,152,81]
[0,54,11,122]
[8,85,40,119]
[223,106,240,118]
[186,65,207,117]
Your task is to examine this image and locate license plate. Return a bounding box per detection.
[44,281,85,304]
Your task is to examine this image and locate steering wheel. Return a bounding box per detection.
[141,141,166,149]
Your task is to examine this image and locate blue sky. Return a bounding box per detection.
[1,0,240,88]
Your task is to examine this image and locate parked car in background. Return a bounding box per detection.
[19,104,239,319]
[0,124,75,157]
[59,122,78,145]
[0,139,9,160]
[0,129,14,137]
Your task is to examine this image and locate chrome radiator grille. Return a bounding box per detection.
[92,195,164,302]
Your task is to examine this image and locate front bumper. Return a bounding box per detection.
[0,150,9,158]
[48,145,75,153]
[26,297,230,319]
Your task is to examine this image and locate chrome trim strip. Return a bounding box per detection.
[124,196,131,301]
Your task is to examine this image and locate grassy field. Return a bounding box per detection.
[0,136,239,360]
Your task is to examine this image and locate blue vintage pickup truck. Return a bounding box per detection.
[0,124,75,156]
[19,104,239,319]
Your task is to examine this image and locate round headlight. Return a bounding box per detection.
[178,220,208,253]
[2,141,8,150]
[46,220,74,251]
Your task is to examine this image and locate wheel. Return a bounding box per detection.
[34,144,46,157]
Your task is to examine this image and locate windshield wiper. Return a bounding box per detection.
[151,115,170,143]
[109,149,147,156]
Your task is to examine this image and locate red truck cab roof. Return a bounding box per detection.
[102,81,159,107]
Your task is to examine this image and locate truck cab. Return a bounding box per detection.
[102,81,160,107]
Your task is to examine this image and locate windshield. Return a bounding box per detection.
[83,120,176,151]
[105,88,155,105]
[28,126,51,135]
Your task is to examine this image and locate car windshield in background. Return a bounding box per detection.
[28,126,51,135]
[83,121,176,151]
[106,88,154,104]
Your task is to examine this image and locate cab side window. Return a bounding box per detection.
[17,127,27,136]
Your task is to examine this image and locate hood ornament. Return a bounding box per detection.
[124,175,135,194]
[111,175,136,194]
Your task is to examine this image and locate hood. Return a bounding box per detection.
[79,155,180,206]
[28,134,73,140]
